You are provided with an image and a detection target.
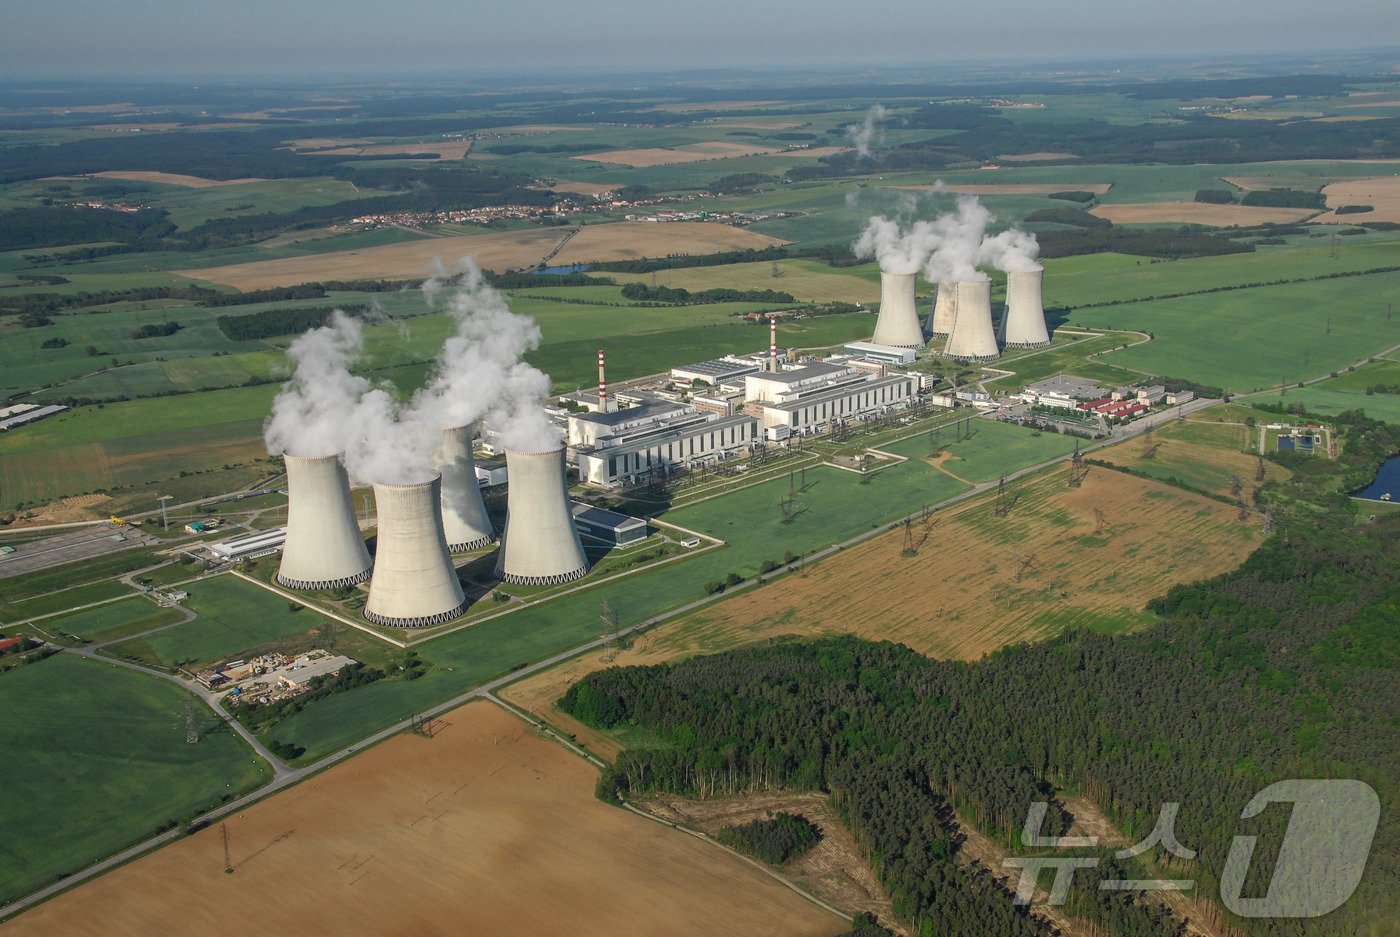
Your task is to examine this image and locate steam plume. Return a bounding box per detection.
[264,310,372,458]
[979,226,1042,273]
[847,104,887,159]
[923,195,994,283]
[852,215,940,275]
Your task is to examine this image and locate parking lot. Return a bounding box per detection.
[0,525,163,579]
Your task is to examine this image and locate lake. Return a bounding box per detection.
[1353,453,1400,502]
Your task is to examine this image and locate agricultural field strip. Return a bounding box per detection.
[0,400,1211,921]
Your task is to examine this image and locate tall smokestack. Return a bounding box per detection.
[364,475,467,628]
[769,314,778,370]
[277,454,373,590]
[597,349,607,412]
[496,447,589,585]
[944,279,1000,362]
[929,280,957,339]
[872,271,924,348]
[436,425,495,552]
[1000,268,1050,349]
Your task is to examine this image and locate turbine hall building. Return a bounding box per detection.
[744,361,917,435]
[568,400,760,487]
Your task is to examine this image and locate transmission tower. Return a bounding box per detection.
[184,699,198,745]
[1093,506,1107,532]
[994,476,1010,518]
[1255,454,1267,482]
[221,823,233,874]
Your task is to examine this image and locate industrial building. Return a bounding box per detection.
[206,527,287,563]
[569,400,760,487]
[842,341,916,365]
[496,446,591,585]
[670,356,764,386]
[744,361,917,434]
[871,271,924,349]
[277,454,373,591]
[364,475,467,628]
[0,404,67,432]
[571,503,648,546]
[1000,268,1051,349]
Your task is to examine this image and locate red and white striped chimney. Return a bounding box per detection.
[769,314,778,370]
[597,349,607,411]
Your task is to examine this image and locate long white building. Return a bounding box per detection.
[744,361,917,434]
[568,401,759,487]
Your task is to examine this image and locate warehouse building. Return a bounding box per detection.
[571,503,648,546]
[206,527,287,563]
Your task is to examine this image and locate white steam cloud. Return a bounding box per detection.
[853,215,939,276]
[846,104,887,159]
[263,310,372,459]
[924,195,994,283]
[978,226,1042,273]
[265,259,562,486]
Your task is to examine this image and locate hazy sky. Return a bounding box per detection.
[2,0,1397,79]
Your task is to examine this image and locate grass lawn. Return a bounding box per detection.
[0,579,135,624]
[107,574,343,671]
[0,654,271,905]
[1286,360,1400,424]
[883,419,1080,483]
[1073,271,1400,392]
[0,549,168,606]
[42,597,186,644]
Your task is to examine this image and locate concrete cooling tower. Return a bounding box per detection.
[364,476,467,628]
[944,279,1000,362]
[929,280,957,339]
[437,425,496,551]
[1000,268,1050,349]
[871,271,924,348]
[495,447,589,586]
[277,454,373,590]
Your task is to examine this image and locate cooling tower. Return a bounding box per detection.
[364,475,467,628]
[944,279,1000,362]
[276,454,373,591]
[436,425,496,551]
[495,447,589,586]
[1000,267,1050,349]
[929,280,957,339]
[871,271,924,348]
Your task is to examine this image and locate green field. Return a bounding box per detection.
[883,419,1080,482]
[107,575,344,670]
[43,597,187,644]
[0,654,270,904]
[1286,359,1400,424]
[1073,271,1400,392]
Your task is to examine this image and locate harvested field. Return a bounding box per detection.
[550,221,788,265]
[3,493,112,529]
[548,180,621,196]
[181,222,786,289]
[573,141,783,167]
[620,258,877,304]
[1312,176,1400,224]
[180,228,568,288]
[1089,201,1318,226]
[893,183,1112,196]
[82,171,265,188]
[0,701,845,937]
[640,792,904,933]
[503,469,1259,759]
[1220,174,1338,191]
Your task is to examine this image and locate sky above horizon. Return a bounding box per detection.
[2,0,1397,79]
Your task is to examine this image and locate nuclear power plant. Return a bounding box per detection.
[1000,267,1050,349]
[495,446,590,585]
[436,424,496,551]
[276,454,373,590]
[363,476,468,628]
[871,271,924,348]
[929,280,957,340]
[944,279,1001,362]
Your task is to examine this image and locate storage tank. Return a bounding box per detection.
[495,446,589,585]
[1000,267,1050,349]
[929,279,957,339]
[364,475,467,628]
[276,454,372,590]
[871,271,924,349]
[436,425,495,551]
[944,278,1000,362]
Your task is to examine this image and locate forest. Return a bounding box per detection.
[562,439,1399,935]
